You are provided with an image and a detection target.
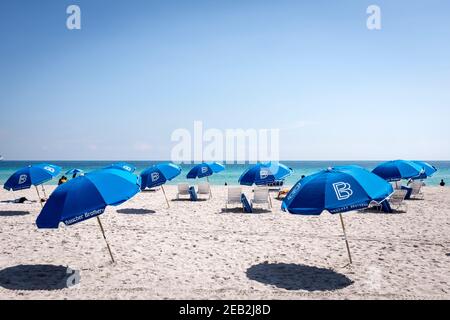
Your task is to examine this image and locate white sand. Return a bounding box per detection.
[0,185,449,300]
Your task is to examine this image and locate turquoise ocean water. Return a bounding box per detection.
[1,161,449,186]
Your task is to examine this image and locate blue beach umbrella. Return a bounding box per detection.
[105,162,136,173]
[186,162,225,179]
[282,166,393,264]
[140,163,182,207]
[186,162,225,199]
[3,163,62,206]
[372,160,424,182]
[36,168,141,263]
[239,162,293,186]
[412,161,437,180]
[65,168,84,177]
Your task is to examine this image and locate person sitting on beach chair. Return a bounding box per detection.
[58,176,68,185]
[277,188,290,200]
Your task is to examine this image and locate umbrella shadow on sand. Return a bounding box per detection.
[116,208,156,215]
[246,263,353,291]
[0,265,75,291]
[220,208,272,214]
[0,211,30,217]
[358,209,406,215]
[171,198,208,202]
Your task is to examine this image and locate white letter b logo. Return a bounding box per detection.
[260,169,269,180]
[18,174,27,185]
[151,172,159,182]
[333,182,353,200]
[44,166,55,173]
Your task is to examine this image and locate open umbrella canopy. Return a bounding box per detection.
[140,163,182,189]
[239,162,293,186]
[36,168,141,229]
[412,161,437,179]
[186,162,225,179]
[372,160,424,182]
[282,166,393,215]
[65,168,84,175]
[104,162,136,173]
[281,165,392,265]
[4,163,62,191]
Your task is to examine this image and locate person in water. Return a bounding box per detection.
[58,176,68,185]
[440,179,445,187]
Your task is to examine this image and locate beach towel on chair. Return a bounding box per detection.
[241,194,252,213]
[189,186,198,201]
[401,186,413,199]
[380,200,393,213]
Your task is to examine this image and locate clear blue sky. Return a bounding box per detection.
[1,0,449,160]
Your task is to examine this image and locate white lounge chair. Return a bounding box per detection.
[225,187,242,210]
[176,183,190,199]
[360,200,383,212]
[388,189,408,212]
[197,182,211,199]
[409,181,424,199]
[251,187,272,210]
[391,181,403,190]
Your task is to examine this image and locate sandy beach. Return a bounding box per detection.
[0,185,449,300]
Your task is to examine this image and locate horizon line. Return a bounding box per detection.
[1,159,449,162]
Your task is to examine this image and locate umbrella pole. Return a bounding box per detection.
[34,186,43,208]
[161,185,170,208]
[41,185,47,199]
[339,213,352,265]
[207,176,212,199]
[96,216,115,263]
